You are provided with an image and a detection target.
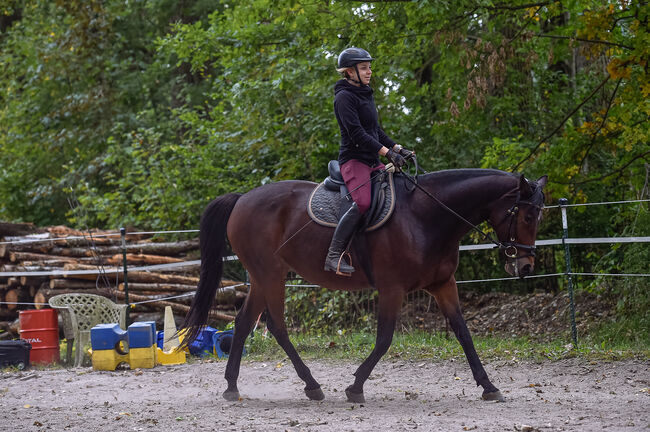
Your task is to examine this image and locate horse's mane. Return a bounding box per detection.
[417,168,517,185]
[415,168,544,204]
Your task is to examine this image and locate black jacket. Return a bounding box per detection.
[334,79,396,167]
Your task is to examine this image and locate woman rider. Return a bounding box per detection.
[324,47,414,275]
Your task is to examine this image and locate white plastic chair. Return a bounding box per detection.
[49,293,127,367]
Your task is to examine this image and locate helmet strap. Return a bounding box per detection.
[345,64,365,86]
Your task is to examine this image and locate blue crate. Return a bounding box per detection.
[127,322,156,349]
[90,323,127,352]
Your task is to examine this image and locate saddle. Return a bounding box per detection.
[307,161,396,231]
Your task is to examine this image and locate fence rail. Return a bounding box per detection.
[1,197,648,343]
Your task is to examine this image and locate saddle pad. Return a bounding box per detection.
[307,172,396,232]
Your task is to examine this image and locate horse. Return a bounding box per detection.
[181,167,548,403]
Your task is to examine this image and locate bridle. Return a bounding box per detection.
[400,156,543,260]
[492,188,544,260]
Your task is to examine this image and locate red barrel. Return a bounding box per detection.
[19,309,60,365]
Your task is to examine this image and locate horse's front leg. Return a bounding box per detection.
[345,288,403,403]
[429,279,504,402]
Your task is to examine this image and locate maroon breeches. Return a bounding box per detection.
[340,159,386,215]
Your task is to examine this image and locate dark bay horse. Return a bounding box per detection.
[181,168,547,403]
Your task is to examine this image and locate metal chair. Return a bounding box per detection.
[48,293,127,367]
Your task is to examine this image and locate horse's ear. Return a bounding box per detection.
[519,174,533,197]
[536,175,548,189]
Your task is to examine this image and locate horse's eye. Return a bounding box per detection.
[524,213,533,224]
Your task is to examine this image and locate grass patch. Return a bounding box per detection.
[243,328,649,363]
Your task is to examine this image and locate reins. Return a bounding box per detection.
[400,166,504,250]
[398,155,536,259]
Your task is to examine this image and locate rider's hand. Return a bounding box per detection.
[399,147,414,159]
[386,148,406,169]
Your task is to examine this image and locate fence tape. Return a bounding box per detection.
[1,198,647,247]
[1,235,648,277]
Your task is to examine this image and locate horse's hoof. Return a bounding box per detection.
[305,386,325,401]
[223,389,241,401]
[345,388,365,403]
[482,390,505,402]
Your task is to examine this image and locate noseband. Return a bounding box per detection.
[496,189,544,260]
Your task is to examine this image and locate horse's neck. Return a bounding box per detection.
[415,169,517,234]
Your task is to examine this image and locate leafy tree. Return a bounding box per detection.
[0,0,647,296]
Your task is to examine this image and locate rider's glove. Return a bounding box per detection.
[386,148,406,169]
[399,147,415,159]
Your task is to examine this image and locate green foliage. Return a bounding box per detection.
[0,1,647,321]
[285,284,377,334]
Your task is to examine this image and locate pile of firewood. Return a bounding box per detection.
[0,222,245,334]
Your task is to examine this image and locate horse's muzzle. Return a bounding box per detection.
[504,258,534,279]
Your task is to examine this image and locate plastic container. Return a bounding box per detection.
[19,309,60,365]
[158,326,216,357]
[213,330,234,358]
[0,340,32,369]
[90,323,128,352]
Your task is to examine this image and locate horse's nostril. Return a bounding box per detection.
[521,264,532,275]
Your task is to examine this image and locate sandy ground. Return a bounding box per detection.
[1,357,648,432]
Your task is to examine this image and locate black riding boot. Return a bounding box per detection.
[324,203,362,275]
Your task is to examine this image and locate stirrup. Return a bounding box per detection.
[336,251,353,277]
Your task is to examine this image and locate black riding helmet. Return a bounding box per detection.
[337,47,374,86]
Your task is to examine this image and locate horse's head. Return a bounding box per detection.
[490,174,548,278]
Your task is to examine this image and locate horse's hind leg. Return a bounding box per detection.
[223,284,266,401]
[265,288,324,401]
[430,279,504,402]
[345,288,403,403]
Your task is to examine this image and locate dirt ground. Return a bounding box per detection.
[2,357,648,432]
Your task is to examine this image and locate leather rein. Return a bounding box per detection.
[400,155,542,260]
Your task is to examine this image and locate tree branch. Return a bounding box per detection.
[512,75,611,171]
[508,5,544,43]
[485,1,553,10]
[556,151,650,185]
[534,34,633,50]
[578,78,622,169]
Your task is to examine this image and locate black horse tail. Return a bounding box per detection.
[180,193,242,347]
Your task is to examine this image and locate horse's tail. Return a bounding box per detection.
[180,193,242,346]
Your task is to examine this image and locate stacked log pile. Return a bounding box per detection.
[0,222,245,333]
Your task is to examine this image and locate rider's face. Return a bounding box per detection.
[348,62,372,85]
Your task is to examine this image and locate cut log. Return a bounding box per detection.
[0,320,19,336]
[0,241,52,258]
[1,264,62,273]
[106,253,185,266]
[114,291,234,321]
[61,264,200,285]
[4,288,31,310]
[33,287,113,309]
[50,239,199,258]
[10,251,83,263]
[118,282,197,292]
[20,276,49,287]
[49,279,101,290]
